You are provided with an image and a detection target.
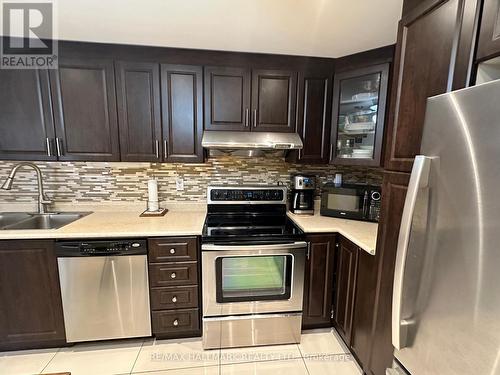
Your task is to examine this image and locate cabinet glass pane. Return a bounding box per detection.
[336,72,381,160]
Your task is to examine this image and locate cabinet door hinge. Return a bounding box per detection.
[330,306,334,319]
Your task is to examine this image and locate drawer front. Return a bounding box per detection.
[152,308,200,335]
[149,262,198,287]
[150,286,199,310]
[149,237,198,263]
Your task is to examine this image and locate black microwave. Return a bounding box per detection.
[320,183,381,222]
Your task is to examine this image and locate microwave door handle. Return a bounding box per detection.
[392,155,433,350]
[293,192,299,210]
[363,191,369,217]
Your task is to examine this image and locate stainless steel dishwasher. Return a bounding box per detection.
[56,239,152,343]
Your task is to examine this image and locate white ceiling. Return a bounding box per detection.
[14,0,404,58]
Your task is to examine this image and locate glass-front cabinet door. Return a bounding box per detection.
[330,64,389,166]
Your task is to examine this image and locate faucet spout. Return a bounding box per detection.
[1,162,52,214]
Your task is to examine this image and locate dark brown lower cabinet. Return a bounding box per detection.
[302,234,336,329]
[333,236,359,346]
[148,236,201,339]
[0,240,66,351]
[366,171,410,375]
[151,308,200,339]
[350,249,379,369]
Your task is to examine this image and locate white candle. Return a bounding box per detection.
[148,179,159,211]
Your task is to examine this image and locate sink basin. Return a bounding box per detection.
[0,212,33,228]
[0,212,92,230]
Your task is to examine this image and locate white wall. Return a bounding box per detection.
[7,0,403,58]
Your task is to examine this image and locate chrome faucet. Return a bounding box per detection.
[1,162,52,214]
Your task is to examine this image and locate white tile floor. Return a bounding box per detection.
[0,328,362,375]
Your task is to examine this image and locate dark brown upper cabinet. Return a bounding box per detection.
[161,64,204,163]
[204,66,251,131]
[251,69,297,132]
[333,236,359,347]
[204,66,297,133]
[384,0,479,172]
[295,71,332,164]
[302,234,336,329]
[477,0,500,60]
[115,61,162,162]
[0,69,57,161]
[0,240,66,351]
[330,64,389,167]
[49,57,120,161]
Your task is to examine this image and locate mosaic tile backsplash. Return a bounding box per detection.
[0,156,383,204]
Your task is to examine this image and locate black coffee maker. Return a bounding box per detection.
[290,175,315,215]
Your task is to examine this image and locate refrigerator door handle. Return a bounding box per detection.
[392,155,434,350]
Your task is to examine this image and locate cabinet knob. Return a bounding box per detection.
[172,296,177,303]
[173,319,179,327]
[169,248,176,254]
[171,272,176,279]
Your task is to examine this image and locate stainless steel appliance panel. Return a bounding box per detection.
[202,242,306,316]
[292,175,315,190]
[203,313,302,349]
[392,80,500,374]
[58,255,152,342]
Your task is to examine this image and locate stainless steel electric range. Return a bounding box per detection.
[201,185,307,349]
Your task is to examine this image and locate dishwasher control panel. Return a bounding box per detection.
[56,239,147,256]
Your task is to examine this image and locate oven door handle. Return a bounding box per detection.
[201,241,307,251]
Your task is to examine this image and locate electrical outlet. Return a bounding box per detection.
[176,178,184,191]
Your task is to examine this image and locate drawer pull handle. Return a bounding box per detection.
[173,319,179,326]
[171,272,176,279]
[172,296,177,303]
[169,248,176,254]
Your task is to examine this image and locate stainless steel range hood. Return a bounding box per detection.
[201,131,303,151]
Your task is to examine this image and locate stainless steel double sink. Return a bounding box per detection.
[0,212,91,230]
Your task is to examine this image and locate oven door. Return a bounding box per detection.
[202,242,306,317]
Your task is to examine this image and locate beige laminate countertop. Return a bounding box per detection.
[0,208,207,240]
[287,212,378,255]
[0,203,377,255]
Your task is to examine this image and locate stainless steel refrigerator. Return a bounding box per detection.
[388,79,500,375]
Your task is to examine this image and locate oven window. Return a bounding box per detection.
[216,255,293,303]
[327,193,360,212]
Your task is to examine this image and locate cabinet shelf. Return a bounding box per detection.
[340,97,378,105]
[338,131,376,136]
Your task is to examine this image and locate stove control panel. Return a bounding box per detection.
[208,186,286,204]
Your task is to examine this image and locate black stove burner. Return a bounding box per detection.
[202,186,305,244]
